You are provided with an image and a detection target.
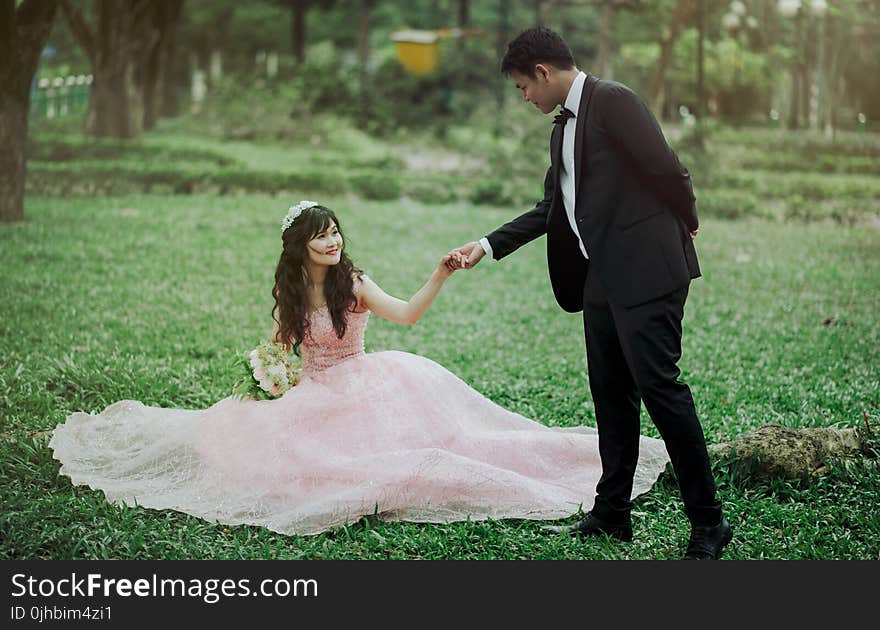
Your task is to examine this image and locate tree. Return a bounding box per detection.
[0,0,59,223]
[355,0,376,66]
[61,0,162,138]
[458,0,469,27]
[60,0,184,137]
[595,0,617,78]
[288,0,308,62]
[141,0,184,130]
[534,0,553,26]
[271,0,336,64]
[821,0,880,135]
[646,0,696,115]
[558,0,645,81]
[782,2,806,129]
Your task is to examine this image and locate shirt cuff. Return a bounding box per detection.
[478,237,494,261]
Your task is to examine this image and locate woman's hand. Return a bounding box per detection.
[438,251,463,278]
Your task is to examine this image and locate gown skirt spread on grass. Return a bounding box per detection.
[50,306,670,536]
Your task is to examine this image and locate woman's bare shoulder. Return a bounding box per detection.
[353,273,372,313]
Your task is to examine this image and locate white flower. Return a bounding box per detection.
[239,338,302,399]
[281,200,320,233]
[267,363,286,379]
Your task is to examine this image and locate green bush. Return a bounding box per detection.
[288,41,360,117]
[404,178,461,205]
[469,179,518,207]
[353,40,498,137]
[27,134,238,167]
[618,31,784,121]
[705,170,880,200]
[782,195,873,225]
[740,151,880,175]
[26,162,407,199]
[347,172,401,200]
[714,127,880,159]
[174,73,325,143]
[697,189,767,220]
[312,154,404,172]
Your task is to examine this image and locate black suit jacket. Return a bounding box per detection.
[486,75,701,312]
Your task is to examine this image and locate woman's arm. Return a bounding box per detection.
[358,254,458,325]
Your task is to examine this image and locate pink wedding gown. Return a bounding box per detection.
[50,305,670,536]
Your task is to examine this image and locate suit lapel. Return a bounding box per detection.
[573,74,599,201]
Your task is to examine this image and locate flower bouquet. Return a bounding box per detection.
[231,340,302,401]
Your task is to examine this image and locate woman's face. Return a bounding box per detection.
[305,221,343,267]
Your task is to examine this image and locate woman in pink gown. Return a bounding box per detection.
[50,202,670,536]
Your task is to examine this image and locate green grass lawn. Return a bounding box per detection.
[1,194,878,559]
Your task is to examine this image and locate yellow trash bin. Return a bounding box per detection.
[391,30,440,76]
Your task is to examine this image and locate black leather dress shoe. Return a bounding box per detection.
[542,512,633,542]
[683,517,733,560]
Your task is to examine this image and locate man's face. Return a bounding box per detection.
[510,68,554,114]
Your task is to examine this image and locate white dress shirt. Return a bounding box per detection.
[480,70,589,261]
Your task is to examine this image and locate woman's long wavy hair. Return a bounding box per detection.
[272,205,361,355]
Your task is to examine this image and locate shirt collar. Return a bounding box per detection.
[563,71,587,117]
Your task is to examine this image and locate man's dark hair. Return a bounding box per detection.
[500,28,575,78]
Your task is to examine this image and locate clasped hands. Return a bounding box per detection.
[438,241,486,276]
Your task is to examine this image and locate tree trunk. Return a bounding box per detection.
[142,53,163,131]
[647,0,695,116]
[85,54,142,138]
[824,12,837,137]
[595,0,615,79]
[0,0,59,223]
[822,10,852,139]
[800,56,810,131]
[0,102,28,224]
[458,0,470,27]
[142,0,184,131]
[696,0,704,120]
[290,0,308,63]
[534,0,552,27]
[787,66,800,129]
[160,12,181,118]
[787,8,803,130]
[61,0,157,139]
[356,0,376,67]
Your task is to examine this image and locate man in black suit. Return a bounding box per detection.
[453,28,731,559]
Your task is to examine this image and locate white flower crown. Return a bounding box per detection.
[281,200,320,233]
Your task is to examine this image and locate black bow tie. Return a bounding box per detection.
[553,108,575,126]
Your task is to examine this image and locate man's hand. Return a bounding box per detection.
[450,241,486,270]
[690,228,699,240]
[440,251,465,276]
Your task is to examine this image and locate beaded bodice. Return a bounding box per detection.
[300,306,370,374]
